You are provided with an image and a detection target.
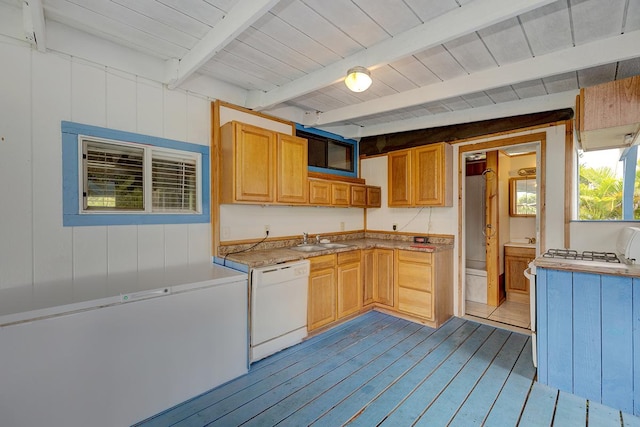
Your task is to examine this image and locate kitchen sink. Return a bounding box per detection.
[320,243,353,249]
[290,244,325,252]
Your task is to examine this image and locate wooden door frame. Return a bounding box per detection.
[457,133,547,314]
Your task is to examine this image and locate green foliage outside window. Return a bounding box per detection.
[578,160,640,220]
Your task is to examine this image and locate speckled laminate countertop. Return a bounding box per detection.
[224,238,454,268]
[533,256,640,278]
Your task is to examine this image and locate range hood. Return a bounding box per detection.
[576,75,640,152]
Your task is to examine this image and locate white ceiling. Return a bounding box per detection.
[3,0,640,138]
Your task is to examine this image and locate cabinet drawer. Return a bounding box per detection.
[397,250,432,264]
[397,262,433,292]
[310,254,336,271]
[337,250,360,265]
[504,246,535,258]
[398,288,432,319]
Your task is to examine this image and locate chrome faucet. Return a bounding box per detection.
[316,234,321,244]
[302,232,308,245]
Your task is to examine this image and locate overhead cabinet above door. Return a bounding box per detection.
[220,121,308,205]
[388,142,453,207]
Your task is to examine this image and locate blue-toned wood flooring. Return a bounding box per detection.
[136,311,640,426]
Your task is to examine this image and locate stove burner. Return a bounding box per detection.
[543,249,620,263]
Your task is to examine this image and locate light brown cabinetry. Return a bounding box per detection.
[351,185,367,207]
[309,179,332,205]
[220,121,308,205]
[504,246,535,304]
[366,186,382,208]
[577,75,640,151]
[308,254,336,331]
[361,248,394,307]
[308,250,362,332]
[337,250,362,318]
[395,249,453,328]
[388,143,453,207]
[309,179,381,208]
[276,133,309,204]
[331,182,350,206]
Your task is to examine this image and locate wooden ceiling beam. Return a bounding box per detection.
[313,30,640,127]
[166,0,280,89]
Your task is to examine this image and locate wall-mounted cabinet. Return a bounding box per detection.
[308,179,381,208]
[388,143,453,207]
[577,75,640,151]
[351,185,381,208]
[220,121,308,205]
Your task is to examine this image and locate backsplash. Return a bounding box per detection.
[217,231,454,256]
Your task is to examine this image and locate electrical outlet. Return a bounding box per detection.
[340,221,345,231]
[264,225,270,234]
[393,223,398,231]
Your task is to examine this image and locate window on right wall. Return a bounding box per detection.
[578,146,639,220]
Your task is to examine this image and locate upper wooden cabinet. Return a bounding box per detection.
[351,185,367,207]
[220,121,308,205]
[388,143,453,207]
[366,186,381,208]
[221,121,275,203]
[577,75,640,151]
[276,133,308,204]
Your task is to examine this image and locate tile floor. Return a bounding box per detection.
[466,300,531,329]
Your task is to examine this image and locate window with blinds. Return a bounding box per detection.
[81,138,200,214]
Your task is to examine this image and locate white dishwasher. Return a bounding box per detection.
[250,259,310,362]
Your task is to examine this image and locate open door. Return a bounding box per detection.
[484,151,501,306]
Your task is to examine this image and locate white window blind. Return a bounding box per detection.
[80,137,200,215]
[152,154,197,212]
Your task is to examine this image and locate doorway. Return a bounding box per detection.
[459,134,546,330]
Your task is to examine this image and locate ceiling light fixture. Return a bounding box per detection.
[344,66,372,92]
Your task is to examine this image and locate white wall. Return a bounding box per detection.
[0,38,212,289]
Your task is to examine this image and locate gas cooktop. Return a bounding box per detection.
[542,249,620,263]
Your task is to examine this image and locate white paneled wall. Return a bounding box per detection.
[0,39,211,289]
[219,205,364,242]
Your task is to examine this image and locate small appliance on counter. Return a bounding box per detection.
[616,226,640,264]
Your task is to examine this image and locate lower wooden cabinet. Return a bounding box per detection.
[505,245,535,304]
[308,254,336,331]
[310,247,452,331]
[362,248,394,308]
[337,250,362,318]
[395,249,453,328]
[308,250,362,332]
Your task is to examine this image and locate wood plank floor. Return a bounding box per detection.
[136,311,640,426]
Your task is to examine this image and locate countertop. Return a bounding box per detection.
[504,242,536,249]
[223,238,454,268]
[533,256,640,278]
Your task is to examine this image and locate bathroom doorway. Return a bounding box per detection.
[459,134,546,330]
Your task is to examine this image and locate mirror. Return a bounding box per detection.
[509,177,537,217]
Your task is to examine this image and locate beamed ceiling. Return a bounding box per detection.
[1,0,639,139]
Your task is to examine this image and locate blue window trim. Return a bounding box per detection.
[62,121,210,226]
[622,146,638,220]
[295,124,358,178]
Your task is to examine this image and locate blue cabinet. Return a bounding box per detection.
[536,267,639,415]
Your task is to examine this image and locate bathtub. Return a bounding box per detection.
[465,259,487,304]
